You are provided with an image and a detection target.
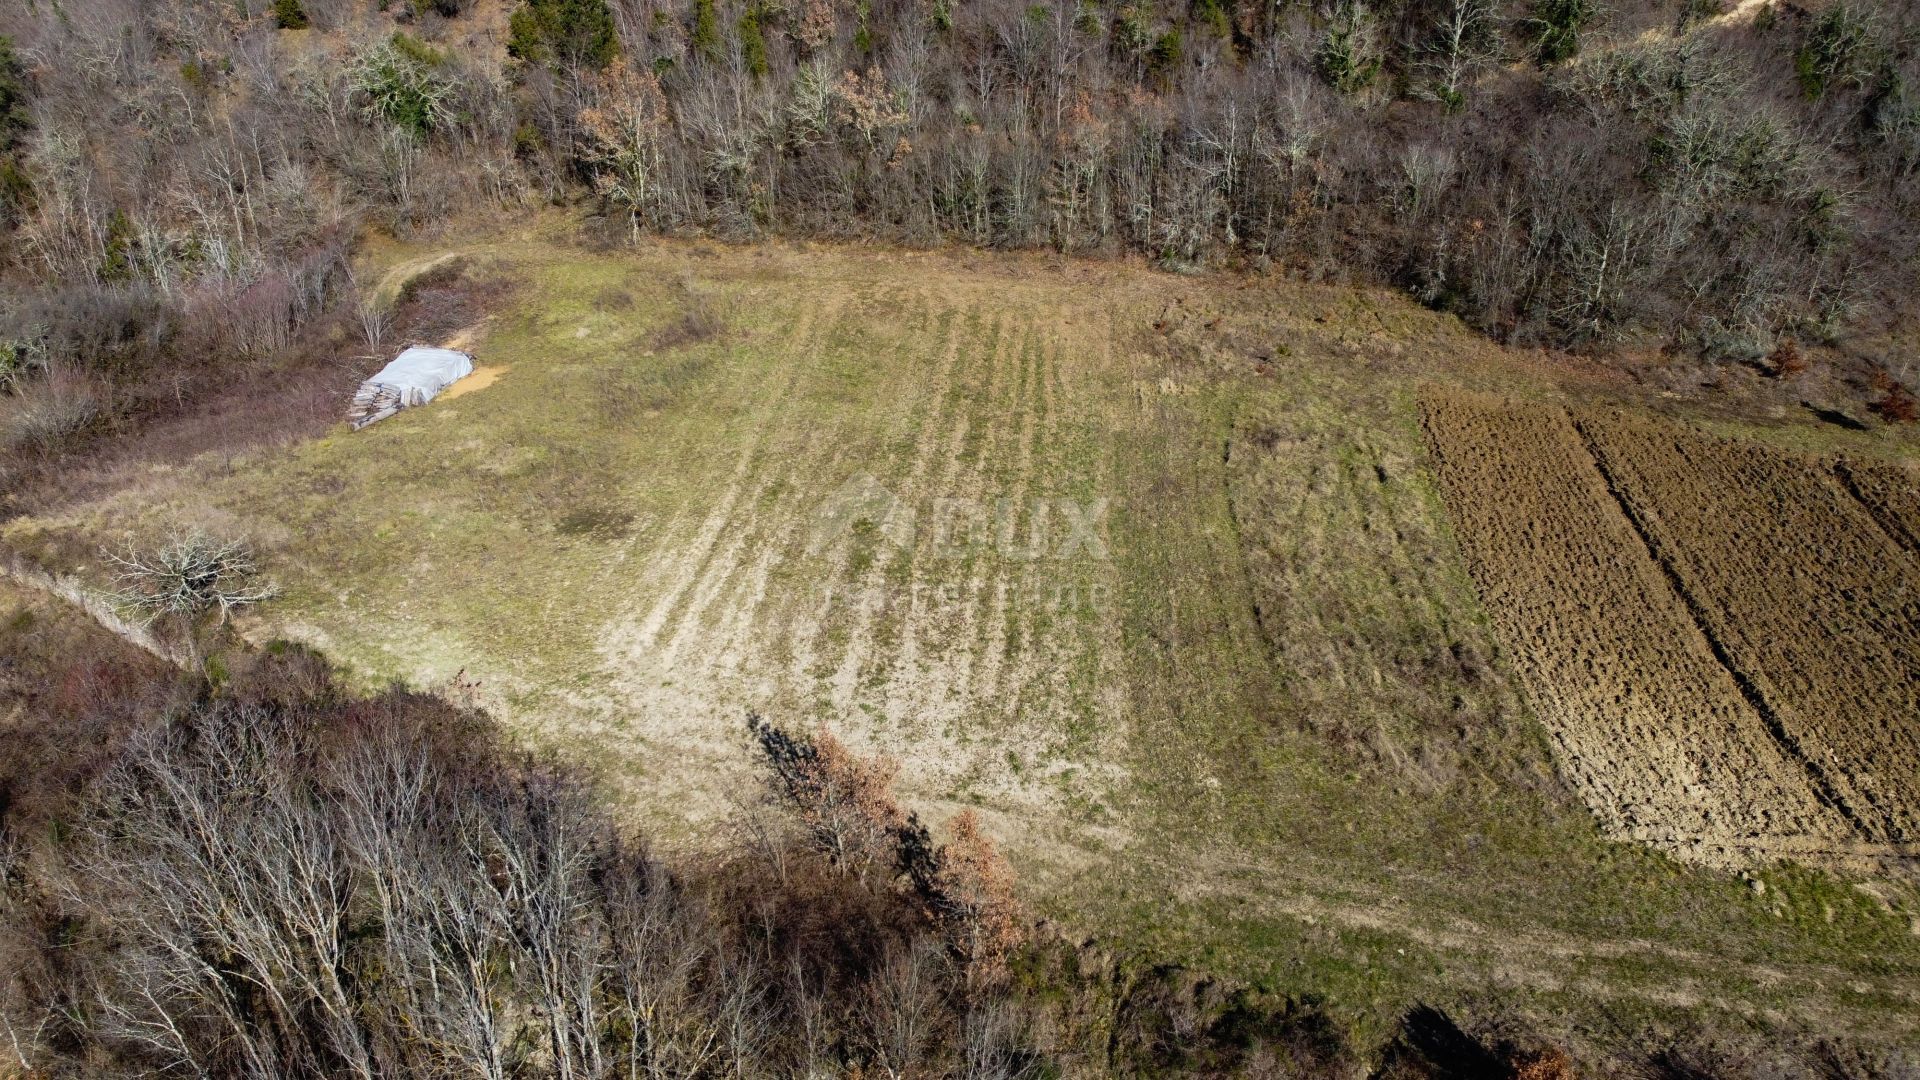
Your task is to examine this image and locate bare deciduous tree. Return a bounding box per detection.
[106,533,278,627]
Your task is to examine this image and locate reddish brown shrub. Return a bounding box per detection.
[1768,338,1807,378]
[750,713,905,877]
[1512,1045,1579,1079]
[927,809,1023,985]
[749,716,1026,985]
[1870,381,1918,424]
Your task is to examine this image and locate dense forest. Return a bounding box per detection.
[1,0,1918,495]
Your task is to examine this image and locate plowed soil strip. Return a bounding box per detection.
[1570,421,1870,836]
[1833,458,1920,559]
[1419,390,1849,863]
[1578,413,1920,843]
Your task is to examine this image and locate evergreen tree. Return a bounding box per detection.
[739,4,768,76]
[508,0,618,70]
[99,209,137,283]
[0,36,29,152]
[691,0,724,63]
[271,0,310,29]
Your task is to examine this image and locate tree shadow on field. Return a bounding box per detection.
[1376,1004,1514,1079]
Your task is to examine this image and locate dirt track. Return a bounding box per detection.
[1421,390,1920,869]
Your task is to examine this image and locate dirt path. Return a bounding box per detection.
[1145,844,1920,1037]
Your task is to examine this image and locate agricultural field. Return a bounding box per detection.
[1580,412,1920,847]
[1421,392,1920,871]
[1418,392,1853,867]
[8,228,1920,1051]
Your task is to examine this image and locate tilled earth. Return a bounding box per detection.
[1423,388,1920,872]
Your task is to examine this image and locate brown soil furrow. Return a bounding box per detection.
[704,294,961,676]
[866,307,972,727]
[971,319,1045,707]
[780,304,971,697]
[1577,414,1920,843]
[657,482,787,669]
[1833,458,1920,559]
[859,309,1019,716]
[824,306,1018,720]
[627,298,839,654]
[1419,391,1848,860]
[1568,420,1876,839]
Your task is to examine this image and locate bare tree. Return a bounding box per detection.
[106,533,278,627]
[1416,0,1502,109]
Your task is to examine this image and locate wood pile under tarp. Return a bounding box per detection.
[349,346,474,430]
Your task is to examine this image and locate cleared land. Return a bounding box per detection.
[1420,391,1852,865]
[1836,458,1920,560]
[8,233,1920,1045]
[1578,412,1920,844]
[1423,390,1920,871]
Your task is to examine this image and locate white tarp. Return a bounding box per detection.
[366,347,474,406]
[348,346,475,429]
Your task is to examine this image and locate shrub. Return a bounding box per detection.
[0,36,28,152]
[740,4,769,76]
[1768,338,1807,377]
[1869,380,1918,423]
[692,0,724,62]
[97,209,137,284]
[1151,27,1185,73]
[1316,1,1382,92]
[1529,0,1594,64]
[4,284,177,380]
[749,712,905,874]
[748,714,1027,984]
[388,30,448,68]
[0,371,101,455]
[0,327,45,393]
[0,156,28,227]
[348,36,456,137]
[1795,3,1881,99]
[649,271,728,350]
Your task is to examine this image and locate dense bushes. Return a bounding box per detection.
[0,621,1423,1077]
[1,0,1916,353]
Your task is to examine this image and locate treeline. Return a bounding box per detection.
[0,0,1917,492]
[0,0,1917,486]
[3,0,1918,370]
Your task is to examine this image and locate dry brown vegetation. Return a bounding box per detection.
[0,636,1057,1077]
[4,0,1920,458]
[1421,388,1920,870]
[1,584,1678,1079]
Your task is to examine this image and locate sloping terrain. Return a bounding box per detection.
[1423,390,1920,872]
[1580,412,1920,846]
[1420,391,1854,866]
[8,233,1920,1046]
